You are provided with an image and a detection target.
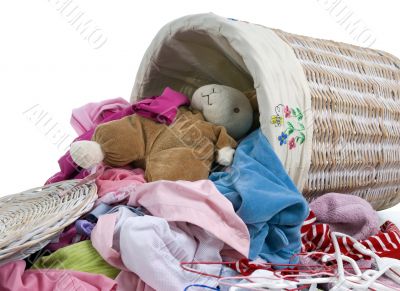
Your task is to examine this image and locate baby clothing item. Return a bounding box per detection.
[124,179,250,257]
[32,240,120,279]
[91,206,223,291]
[210,129,309,264]
[96,189,140,207]
[75,220,95,236]
[108,205,147,216]
[120,216,223,291]
[0,260,117,291]
[71,97,131,135]
[93,107,237,181]
[91,180,251,291]
[75,205,147,237]
[83,202,113,222]
[301,211,400,261]
[310,192,380,240]
[46,224,87,252]
[46,201,133,251]
[96,167,146,198]
[91,207,154,291]
[132,87,190,125]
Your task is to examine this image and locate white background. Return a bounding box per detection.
[0,0,399,217]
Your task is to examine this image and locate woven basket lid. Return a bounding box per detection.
[0,180,97,266]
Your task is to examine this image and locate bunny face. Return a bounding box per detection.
[191,84,253,139]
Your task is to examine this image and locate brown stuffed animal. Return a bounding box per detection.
[70,85,253,182]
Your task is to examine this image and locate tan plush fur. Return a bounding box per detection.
[93,107,236,182]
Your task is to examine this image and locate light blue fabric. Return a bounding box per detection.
[209,129,308,264]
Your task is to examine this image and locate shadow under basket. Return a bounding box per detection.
[130,13,400,210]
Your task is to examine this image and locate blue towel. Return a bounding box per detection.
[209,129,308,264]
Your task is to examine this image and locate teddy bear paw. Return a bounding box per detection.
[217,147,235,166]
[70,141,104,169]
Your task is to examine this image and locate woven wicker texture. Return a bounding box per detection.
[0,180,97,265]
[274,29,400,210]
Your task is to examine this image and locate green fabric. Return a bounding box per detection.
[31,240,120,279]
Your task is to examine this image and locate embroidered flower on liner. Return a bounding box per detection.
[283,105,291,118]
[278,132,288,146]
[288,137,296,150]
[271,104,306,150]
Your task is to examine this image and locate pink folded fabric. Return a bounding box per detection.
[0,260,117,291]
[119,216,223,290]
[310,192,380,240]
[126,180,250,257]
[71,97,131,135]
[91,180,250,291]
[91,212,153,291]
[96,167,146,197]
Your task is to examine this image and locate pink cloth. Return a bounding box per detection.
[119,216,223,290]
[91,180,250,291]
[0,260,117,291]
[310,192,380,240]
[96,167,146,198]
[125,180,249,257]
[132,87,190,125]
[71,97,130,135]
[91,212,152,291]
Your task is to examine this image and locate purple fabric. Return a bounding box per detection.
[132,87,190,125]
[75,220,95,236]
[46,88,189,185]
[310,193,380,240]
[46,225,88,252]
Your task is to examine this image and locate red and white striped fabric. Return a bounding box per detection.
[301,211,400,260]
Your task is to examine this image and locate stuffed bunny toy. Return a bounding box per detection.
[70,84,253,182]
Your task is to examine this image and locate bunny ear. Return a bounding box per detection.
[243,89,258,112]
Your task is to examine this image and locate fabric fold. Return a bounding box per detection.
[91,181,250,291]
[210,129,309,264]
[0,260,117,291]
[71,97,131,135]
[31,240,120,279]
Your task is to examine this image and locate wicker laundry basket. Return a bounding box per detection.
[274,30,400,210]
[130,13,400,210]
[0,180,97,266]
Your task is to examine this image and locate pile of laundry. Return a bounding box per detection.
[1,89,400,291]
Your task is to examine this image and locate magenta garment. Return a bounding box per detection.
[0,260,117,291]
[310,192,380,240]
[96,167,146,197]
[132,87,190,125]
[71,97,131,136]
